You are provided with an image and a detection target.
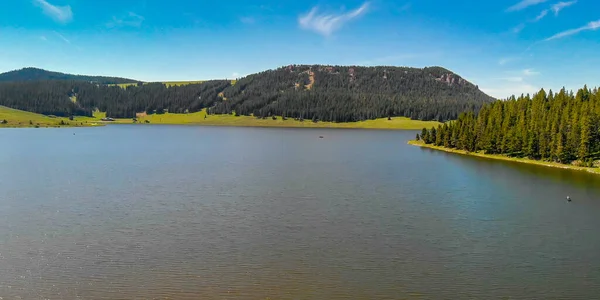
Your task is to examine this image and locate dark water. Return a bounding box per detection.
[1,125,600,299]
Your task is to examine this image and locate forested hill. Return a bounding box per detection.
[0,68,139,85]
[0,65,494,121]
[211,65,495,122]
[418,86,600,166]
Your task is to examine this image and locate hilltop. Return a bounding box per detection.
[211,65,494,122]
[0,65,494,124]
[0,67,139,85]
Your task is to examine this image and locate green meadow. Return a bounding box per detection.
[113,80,236,88]
[1,106,440,130]
[96,109,441,130]
[0,106,101,128]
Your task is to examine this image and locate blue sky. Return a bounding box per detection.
[0,0,599,98]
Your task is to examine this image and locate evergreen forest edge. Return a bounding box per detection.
[0,65,492,123]
[416,86,600,168]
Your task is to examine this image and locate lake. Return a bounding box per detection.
[1,125,600,299]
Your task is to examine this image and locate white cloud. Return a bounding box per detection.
[522,68,540,76]
[53,31,70,44]
[481,83,539,99]
[513,23,525,33]
[299,2,369,36]
[232,72,240,78]
[40,36,48,41]
[506,0,548,12]
[107,12,145,28]
[500,77,524,82]
[552,1,577,16]
[499,57,518,65]
[483,69,543,97]
[240,17,255,24]
[533,9,548,22]
[33,0,73,23]
[512,8,547,34]
[544,20,600,41]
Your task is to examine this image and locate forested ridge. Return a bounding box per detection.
[211,65,494,122]
[0,67,138,85]
[418,86,600,166]
[0,80,230,117]
[0,65,494,121]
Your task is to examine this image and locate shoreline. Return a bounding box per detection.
[1,107,440,130]
[89,110,441,130]
[408,140,600,175]
[99,120,434,130]
[0,106,103,128]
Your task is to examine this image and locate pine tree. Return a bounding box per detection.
[417,85,600,167]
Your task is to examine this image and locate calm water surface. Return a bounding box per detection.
[1,125,600,299]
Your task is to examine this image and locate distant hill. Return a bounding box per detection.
[211,65,495,122]
[0,65,494,122]
[0,67,139,85]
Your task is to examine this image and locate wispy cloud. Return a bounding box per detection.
[240,17,255,24]
[40,35,48,41]
[482,73,541,98]
[232,72,240,78]
[500,77,525,82]
[481,83,539,98]
[53,31,70,44]
[544,20,600,41]
[499,57,518,65]
[533,9,548,22]
[522,68,540,76]
[107,12,145,28]
[299,2,370,36]
[506,0,548,12]
[551,1,577,16]
[33,0,73,23]
[513,23,525,33]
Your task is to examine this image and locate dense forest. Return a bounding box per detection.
[0,67,138,85]
[0,80,230,117]
[418,86,600,166]
[0,65,494,121]
[210,65,494,122]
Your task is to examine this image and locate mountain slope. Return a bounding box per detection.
[0,65,494,121]
[211,65,494,122]
[0,67,139,85]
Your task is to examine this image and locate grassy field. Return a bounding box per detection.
[0,106,440,130]
[408,140,600,175]
[0,106,101,128]
[96,109,441,130]
[113,80,236,88]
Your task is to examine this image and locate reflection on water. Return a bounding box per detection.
[1,126,600,299]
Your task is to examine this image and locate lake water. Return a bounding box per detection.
[1,125,600,299]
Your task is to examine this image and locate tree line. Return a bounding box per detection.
[0,65,495,122]
[77,81,230,118]
[418,86,600,166]
[0,80,231,118]
[210,65,494,122]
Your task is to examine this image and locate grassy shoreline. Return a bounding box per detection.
[408,140,600,175]
[95,110,441,130]
[1,107,440,130]
[0,106,102,128]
